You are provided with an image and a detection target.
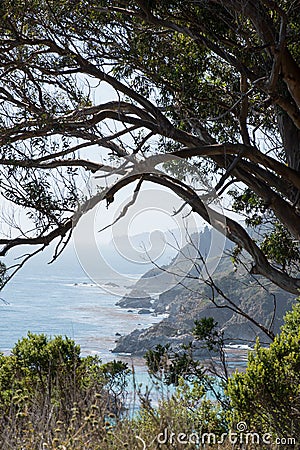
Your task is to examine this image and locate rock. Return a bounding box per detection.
[138,309,152,315]
[116,289,152,309]
[115,332,121,336]
[112,271,295,356]
[112,326,211,358]
[152,286,181,313]
[112,229,296,357]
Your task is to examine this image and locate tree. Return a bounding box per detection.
[227,300,300,439]
[144,317,230,414]
[0,332,128,411]
[0,332,129,446]
[0,1,299,295]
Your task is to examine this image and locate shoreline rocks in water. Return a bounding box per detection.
[112,256,295,357]
[112,229,295,358]
[112,327,211,358]
[116,289,153,309]
[105,282,119,288]
[138,309,152,315]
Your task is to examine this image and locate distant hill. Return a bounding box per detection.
[113,228,296,356]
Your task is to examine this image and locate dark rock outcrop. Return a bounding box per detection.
[116,289,152,309]
[112,228,296,357]
[138,309,152,315]
[113,256,295,356]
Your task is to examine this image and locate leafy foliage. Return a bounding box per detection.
[144,318,228,408]
[193,317,224,352]
[227,300,300,438]
[230,188,267,227]
[260,223,300,272]
[230,188,300,272]
[134,378,227,448]
[0,0,299,296]
[0,332,129,448]
[0,262,7,288]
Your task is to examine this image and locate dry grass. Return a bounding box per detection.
[0,381,292,450]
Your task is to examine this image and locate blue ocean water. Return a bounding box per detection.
[0,244,240,406]
[0,245,164,362]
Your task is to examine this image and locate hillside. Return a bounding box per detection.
[113,229,296,356]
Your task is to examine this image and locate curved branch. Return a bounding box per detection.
[171,145,300,239]
[173,144,300,191]
[86,170,300,295]
[0,103,158,146]
[0,221,72,256]
[2,166,299,295]
[0,158,106,173]
[144,173,300,295]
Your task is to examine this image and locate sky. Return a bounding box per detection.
[0,75,245,289]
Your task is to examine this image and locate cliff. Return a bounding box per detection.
[112,229,296,356]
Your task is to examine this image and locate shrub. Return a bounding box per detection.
[0,332,129,449]
[227,300,300,439]
[132,378,227,449]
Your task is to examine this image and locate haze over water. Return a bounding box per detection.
[0,242,166,360]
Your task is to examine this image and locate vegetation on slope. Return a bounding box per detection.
[1,302,300,449]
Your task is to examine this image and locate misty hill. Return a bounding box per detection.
[113,228,296,356]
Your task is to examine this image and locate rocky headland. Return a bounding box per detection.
[112,229,296,357]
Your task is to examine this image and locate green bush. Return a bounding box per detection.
[0,332,129,449]
[1,313,300,450]
[227,301,300,439]
[132,378,227,449]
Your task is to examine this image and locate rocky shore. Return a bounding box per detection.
[112,255,295,357]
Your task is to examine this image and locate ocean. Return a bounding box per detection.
[0,242,248,408]
[0,244,165,362]
[0,240,248,385]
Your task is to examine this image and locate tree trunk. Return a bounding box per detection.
[278,111,300,206]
